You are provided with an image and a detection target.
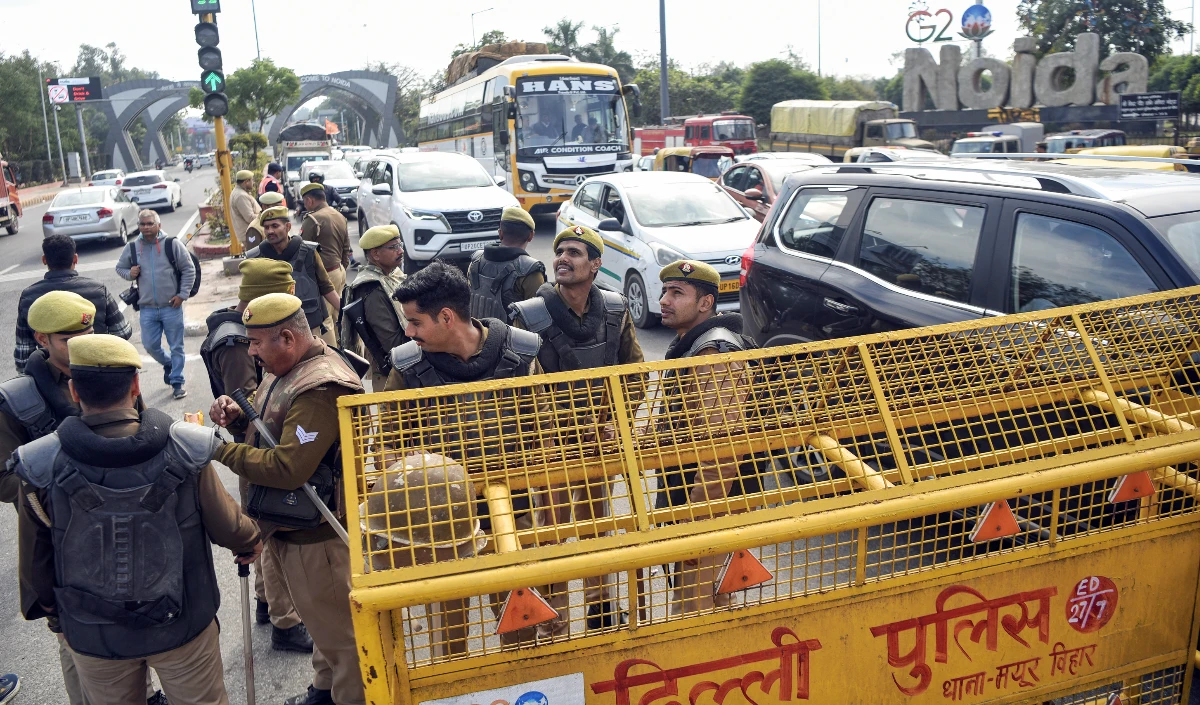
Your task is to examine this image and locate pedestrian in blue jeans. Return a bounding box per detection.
[116,209,195,399]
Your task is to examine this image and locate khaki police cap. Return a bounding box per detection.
[258,191,286,207]
[68,334,142,370]
[500,206,535,231]
[659,259,721,289]
[235,170,254,183]
[29,291,96,335]
[553,224,603,255]
[300,182,325,198]
[243,292,302,328]
[239,259,295,302]
[360,224,401,251]
[259,206,290,224]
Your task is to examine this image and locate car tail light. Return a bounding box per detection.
[88,181,94,186]
[42,213,53,224]
[739,243,755,287]
[97,208,113,218]
[152,184,168,189]
[115,179,122,185]
[122,188,131,192]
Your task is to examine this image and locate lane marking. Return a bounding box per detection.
[140,353,203,365]
[177,208,200,240]
[0,264,18,276]
[0,259,119,284]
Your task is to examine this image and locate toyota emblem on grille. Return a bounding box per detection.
[467,210,484,223]
[725,255,742,266]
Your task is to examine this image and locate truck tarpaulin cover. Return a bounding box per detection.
[277,122,330,143]
[445,41,550,85]
[770,99,897,137]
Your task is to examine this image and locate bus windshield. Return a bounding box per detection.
[516,75,629,153]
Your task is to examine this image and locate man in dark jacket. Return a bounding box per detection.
[15,235,131,373]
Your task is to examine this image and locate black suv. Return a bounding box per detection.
[739,161,1200,347]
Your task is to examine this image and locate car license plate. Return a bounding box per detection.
[719,279,740,293]
[461,240,491,251]
[61,215,89,224]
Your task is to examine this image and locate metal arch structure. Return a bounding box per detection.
[100,79,200,172]
[266,71,403,148]
[142,95,192,168]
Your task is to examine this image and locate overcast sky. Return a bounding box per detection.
[6,0,1197,89]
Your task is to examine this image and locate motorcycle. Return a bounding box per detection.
[184,160,193,173]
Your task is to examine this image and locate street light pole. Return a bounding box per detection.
[471,7,494,48]
[251,0,261,60]
[817,0,822,77]
[660,0,670,122]
[36,64,56,182]
[74,104,92,177]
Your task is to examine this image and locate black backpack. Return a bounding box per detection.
[163,236,202,298]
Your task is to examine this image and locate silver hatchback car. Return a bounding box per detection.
[42,187,140,245]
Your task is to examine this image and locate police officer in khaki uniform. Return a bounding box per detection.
[245,191,286,249]
[466,206,545,320]
[509,225,643,632]
[382,262,544,645]
[14,335,261,705]
[247,206,340,346]
[299,182,352,324]
[209,293,365,705]
[0,293,165,705]
[341,224,408,392]
[198,259,312,653]
[655,260,755,615]
[230,170,262,249]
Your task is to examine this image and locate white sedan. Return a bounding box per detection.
[120,170,183,212]
[557,172,761,328]
[89,169,126,187]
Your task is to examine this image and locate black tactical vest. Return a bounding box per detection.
[199,308,255,399]
[390,320,541,529]
[13,410,223,659]
[467,248,545,321]
[509,287,625,373]
[247,238,324,329]
[0,352,78,440]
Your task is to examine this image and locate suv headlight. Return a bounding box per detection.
[651,242,688,267]
[403,208,448,228]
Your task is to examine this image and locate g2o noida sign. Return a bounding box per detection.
[903,32,1149,111]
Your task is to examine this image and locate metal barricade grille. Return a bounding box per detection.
[340,288,1200,681]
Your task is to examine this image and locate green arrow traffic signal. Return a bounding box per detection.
[201,70,225,93]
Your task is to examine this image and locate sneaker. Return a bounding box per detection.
[0,674,19,705]
[585,601,627,632]
[162,366,170,385]
[256,599,270,625]
[272,623,314,653]
[147,690,169,705]
[283,685,334,705]
[172,386,187,400]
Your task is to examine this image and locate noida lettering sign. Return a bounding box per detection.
[903,33,1149,112]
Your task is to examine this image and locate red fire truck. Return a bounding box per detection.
[634,112,758,156]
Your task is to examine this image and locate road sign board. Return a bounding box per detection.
[1118,91,1181,120]
[47,85,68,104]
[201,70,225,93]
[44,77,103,102]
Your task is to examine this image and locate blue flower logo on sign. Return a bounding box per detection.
[514,692,548,705]
[960,4,993,40]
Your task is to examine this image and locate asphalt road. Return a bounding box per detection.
[0,169,677,705]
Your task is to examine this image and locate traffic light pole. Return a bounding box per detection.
[201,11,239,256]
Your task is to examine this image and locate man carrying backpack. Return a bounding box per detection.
[116,209,196,400]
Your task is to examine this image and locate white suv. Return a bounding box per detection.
[356,152,519,273]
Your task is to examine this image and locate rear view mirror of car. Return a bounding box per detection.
[494,175,507,187]
[745,188,764,201]
[598,218,622,232]
[371,183,392,196]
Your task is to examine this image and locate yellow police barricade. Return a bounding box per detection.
[339,287,1200,705]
